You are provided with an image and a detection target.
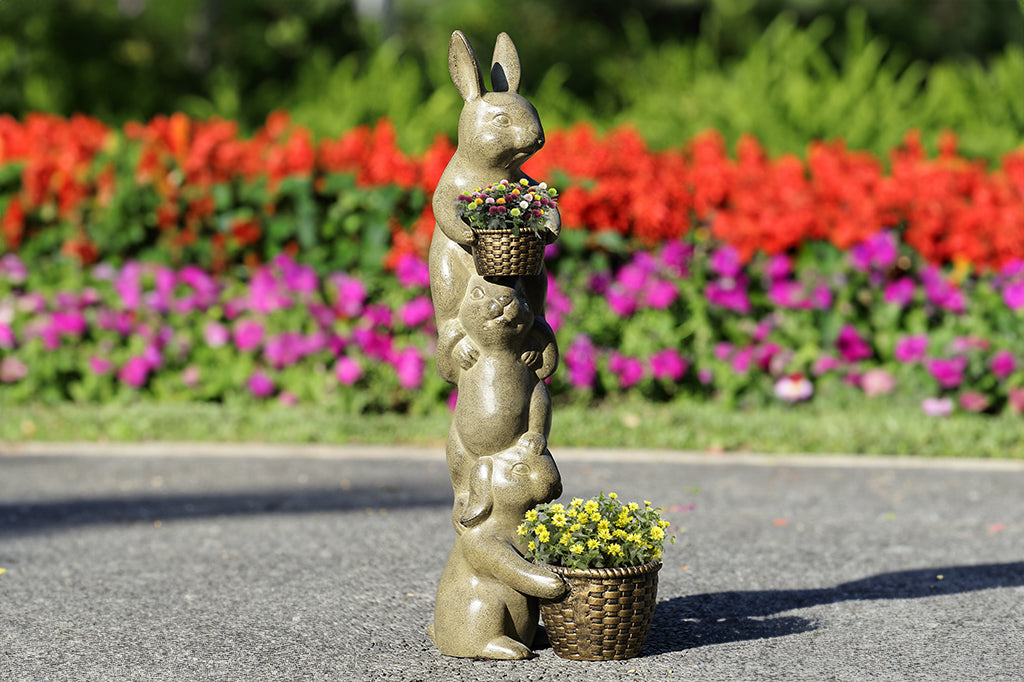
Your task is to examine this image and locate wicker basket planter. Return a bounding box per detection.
[539,561,661,661]
[471,225,545,277]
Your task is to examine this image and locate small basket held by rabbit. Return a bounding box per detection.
[455,179,559,277]
[517,492,675,661]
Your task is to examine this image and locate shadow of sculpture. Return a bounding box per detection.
[647,561,1024,653]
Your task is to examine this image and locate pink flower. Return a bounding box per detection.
[894,335,928,363]
[643,279,678,309]
[118,356,150,388]
[204,322,230,348]
[608,352,644,388]
[181,365,200,387]
[232,319,264,352]
[89,356,113,375]
[395,254,430,288]
[607,287,637,317]
[1002,279,1024,311]
[1007,387,1024,414]
[0,323,14,349]
[392,347,424,390]
[774,374,813,402]
[860,368,896,397]
[332,273,367,318]
[927,357,968,389]
[706,279,751,314]
[730,346,753,374]
[836,325,872,363]
[0,253,27,283]
[52,311,87,336]
[709,245,742,278]
[0,356,28,383]
[649,349,688,381]
[885,278,916,306]
[813,355,842,375]
[247,371,275,398]
[278,391,299,406]
[958,391,990,413]
[990,350,1016,380]
[764,254,792,280]
[565,334,598,389]
[921,397,953,417]
[399,296,434,328]
[849,231,897,272]
[335,356,364,385]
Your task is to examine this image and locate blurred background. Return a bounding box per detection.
[2,0,1022,157]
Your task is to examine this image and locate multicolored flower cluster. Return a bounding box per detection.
[517,492,674,569]
[454,179,558,238]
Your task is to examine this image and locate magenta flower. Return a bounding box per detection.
[649,348,688,381]
[247,371,275,398]
[643,279,678,309]
[565,334,598,389]
[545,274,573,333]
[0,253,27,283]
[705,279,751,314]
[813,355,842,375]
[608,352,644,388]
[860,368,896,397]
[730,346,753,374]
[849,231,897,272]
[0,323,14,349]
[921,267,965,313]
[264,332,302,369]
[1002,279,1024,311]
[607,287,637,317]
[332,273,367,318]
[114,262,143,310]
[958,391,990,413]
[399,296,434,328]
[990,350,1016,380]
[364,304,393,328]
[89,356,113,375]
[118,356,150,388]
[395,254,430,288]
[617,263,650,293]
[922,397,953,417]
[768,281,809,309]
[0,356,27,383]
[232,319,264,352]
[884,278,916,306]
[927,356,968,388]
[894,335,928,363]
[392,346,424,390]
[836,325,872,362]
[709,245,742,278]
[764,254,792,280]
[352,328,393,360]
[335,356,364,385]
[659,240,693,277]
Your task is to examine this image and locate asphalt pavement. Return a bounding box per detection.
[1,443,1022,681]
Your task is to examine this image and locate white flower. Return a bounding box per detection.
[519,200,530,210]
[774,374,813,402]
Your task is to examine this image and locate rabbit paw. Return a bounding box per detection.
[520,349,542,370]
[516,431,547,457]
[479,635,535,660]
[454,337,480,370]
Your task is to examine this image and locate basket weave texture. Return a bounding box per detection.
[471,226,544,277]
[539,561,661,661]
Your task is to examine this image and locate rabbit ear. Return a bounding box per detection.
[490,32,521,93]
[449,30,486,102]
[460,456,494,528]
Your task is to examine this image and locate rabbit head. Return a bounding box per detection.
[460,439,561,529]
[448,31,545,174]
[457,275,534,350]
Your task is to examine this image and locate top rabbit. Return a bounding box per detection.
[428,31,561,331]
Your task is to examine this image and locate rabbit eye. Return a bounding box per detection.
[511,463,530,477]
[492,113,511,127]
[470,286,485,299]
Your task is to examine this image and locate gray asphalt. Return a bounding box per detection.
[1,444,1022,681]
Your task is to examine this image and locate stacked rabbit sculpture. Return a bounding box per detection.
[428,31,565,659]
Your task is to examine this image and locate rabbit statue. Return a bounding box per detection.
[437,275,558,527]
[428,437,565,659]
[428,30,560,374]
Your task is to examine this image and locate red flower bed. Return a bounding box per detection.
[1,113,1022,271]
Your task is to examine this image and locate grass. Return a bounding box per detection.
[2,397,1022,458]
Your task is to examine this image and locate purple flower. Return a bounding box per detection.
[922,397,953,417]
[706,279,751,314]
[0,356,27,383]
[0,253,28,283]
[958,391,990,413]
[335,356,364,385]
[860,368,896,397]
[884,278,916,306]
[232,319,264,352]
[565,334,598,389]
[118,356,150,388]
[927,356,967,388]
[894,335,928,363]
[709,245,742,278]
[399,296,434,328]
[1002,279,1024,311]
[849,231,897,272]
[608,352,644,388]
[836,325,872,362]
[395,254,430,288]
[392,346,424,390]
[659,240,693,277]
[649,349,688,381]
[990,350,1016,380]
[247,371,275,398]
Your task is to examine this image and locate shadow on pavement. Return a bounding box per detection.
[0,486,453,536]
[649,561,1024,652]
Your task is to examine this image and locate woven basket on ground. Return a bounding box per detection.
[470,225,544,277]
[539,561,661,661]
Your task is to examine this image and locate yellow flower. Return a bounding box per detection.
[598,527,612,540]
[552,513,567,528]
[607,543,623,556]
[570,544,585,554]
[528,541,536,551]
[560,532,572,546]
[659,520,670,528]
[644,500,652,507]
[590,512,602,523]
[584,500,599,514]
[525,509,538,522]
[626,533,641,544]
[615,510,631,527]
[517,523,528,536]
[608,492,618,499]
[550,503,564,513]
[587,539,600,550]
[570,497,584,508]
[651,527,666,541]
[536,524,549,542]
[613,529,628,539]
[628,502,639,511]
[569,523,582,532]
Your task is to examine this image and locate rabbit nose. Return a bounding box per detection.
[535,135,545,149]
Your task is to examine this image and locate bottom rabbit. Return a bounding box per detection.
[429,438,565,659]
